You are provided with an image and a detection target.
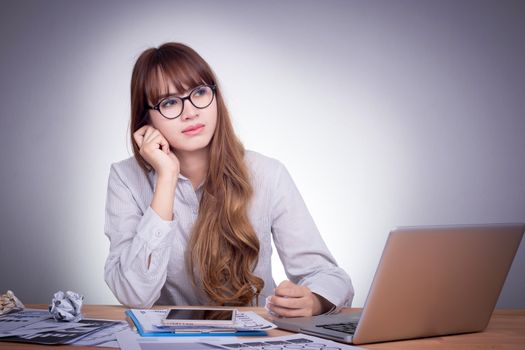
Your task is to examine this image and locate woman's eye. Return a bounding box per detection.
[194,87,207,96]
[161,97,179,108]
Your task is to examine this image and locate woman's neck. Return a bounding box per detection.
[175,147,209,190]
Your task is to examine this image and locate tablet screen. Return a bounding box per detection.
[165,308,234,321]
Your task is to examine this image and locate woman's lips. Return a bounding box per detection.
[182,124,205,135]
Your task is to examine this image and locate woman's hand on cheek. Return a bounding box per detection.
[266,280,328,317]
[133,125,180,178]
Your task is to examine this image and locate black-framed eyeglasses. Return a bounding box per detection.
[149,84,217,120]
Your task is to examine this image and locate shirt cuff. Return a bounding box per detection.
[136,206,175,250]
[304,272,354,314]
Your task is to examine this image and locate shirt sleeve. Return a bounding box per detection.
[103,164,175,308]
[270,162,354,311]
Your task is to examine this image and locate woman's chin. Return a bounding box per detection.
[171,142,211,154]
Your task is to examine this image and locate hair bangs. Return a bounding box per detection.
[144,48,214,106]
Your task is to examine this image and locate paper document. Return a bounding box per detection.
[0,309,126,346]
[72,320,129,347]
[118,331,364,350]
[0,309,51,332]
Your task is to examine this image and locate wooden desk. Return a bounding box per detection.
[1,305,524,349]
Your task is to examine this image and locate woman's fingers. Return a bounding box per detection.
[132,125,179,175]
[267,280,317,317]
[143,127,157,144]
[275,280,306,298]
[155,133,170,154]
[133,125,150,148]
[267,303,307,318]
[270,295,307,309]
[267,295,311,317]
[134,126,168,153]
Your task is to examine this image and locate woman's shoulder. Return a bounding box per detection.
[244,150,284,171]
[111,156,142,172]
[244,150,287,183]
[109,156,151,185]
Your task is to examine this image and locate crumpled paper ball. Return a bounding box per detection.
[0,290,25,315]
[48,290,84,322]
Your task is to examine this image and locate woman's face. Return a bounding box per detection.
[148,79,218,154]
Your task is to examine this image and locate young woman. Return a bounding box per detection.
[104,42,353,317]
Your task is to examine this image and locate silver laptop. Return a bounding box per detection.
[273,223,524,344]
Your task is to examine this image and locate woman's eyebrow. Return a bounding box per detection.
[157,87,193,100]
[157,92,177,100]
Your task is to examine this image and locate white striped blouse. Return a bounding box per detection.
[104,150,354,309]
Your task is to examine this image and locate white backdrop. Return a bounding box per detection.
[0,0,524,307]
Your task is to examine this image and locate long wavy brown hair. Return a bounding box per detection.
[129,43,263,306]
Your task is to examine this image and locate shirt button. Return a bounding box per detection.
[155,231,162,238]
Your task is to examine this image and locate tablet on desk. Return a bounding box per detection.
[161,307,236,327]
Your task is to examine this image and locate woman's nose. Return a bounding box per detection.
[180,99,198,121]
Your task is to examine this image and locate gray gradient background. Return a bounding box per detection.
[0,0,524,308]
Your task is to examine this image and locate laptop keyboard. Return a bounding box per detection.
[316,322,358,334]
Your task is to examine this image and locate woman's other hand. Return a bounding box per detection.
[267,280,333,317]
